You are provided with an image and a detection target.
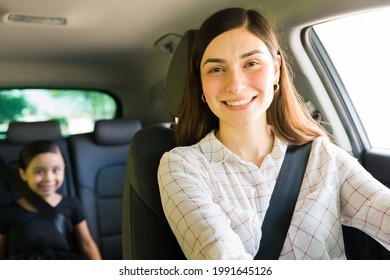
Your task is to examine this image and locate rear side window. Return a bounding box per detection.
[312,9,390,150]
[0,89,117,137]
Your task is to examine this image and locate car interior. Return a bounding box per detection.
[1,0,390,260]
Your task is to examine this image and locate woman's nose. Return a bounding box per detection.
[225,69,246,94]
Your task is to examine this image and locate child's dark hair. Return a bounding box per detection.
[19,140,63,170]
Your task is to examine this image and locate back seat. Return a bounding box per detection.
[0,118,142,260]
[68,118,142,260]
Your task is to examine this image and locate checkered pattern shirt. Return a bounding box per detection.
[158,131,390,259]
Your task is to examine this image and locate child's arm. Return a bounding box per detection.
[74,220,102,260]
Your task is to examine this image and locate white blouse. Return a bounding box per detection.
[157,131,390,259]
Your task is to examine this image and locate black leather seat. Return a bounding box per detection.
[69,118,141,260]
[122,122,185,259]
[0,121,76,204]
[122,30,196,260]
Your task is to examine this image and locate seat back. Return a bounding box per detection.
[69,118,141,260]
[122,123,185,259]
[122,30,196,260]
[0,121,75,204]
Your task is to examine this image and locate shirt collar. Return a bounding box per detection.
[198,130,287,167]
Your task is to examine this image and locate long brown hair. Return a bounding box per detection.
[176,7,329,146]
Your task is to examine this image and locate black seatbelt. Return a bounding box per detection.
[23,189,72,238]
[255,141,312,260]
[0,158,72,238]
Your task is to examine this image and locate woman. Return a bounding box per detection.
[0,140,101,259]
[157,7,390,259]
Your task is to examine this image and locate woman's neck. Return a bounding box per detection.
[216,121,274,167]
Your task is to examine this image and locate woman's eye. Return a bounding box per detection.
[245,61,260,68]
[209,67,224,73]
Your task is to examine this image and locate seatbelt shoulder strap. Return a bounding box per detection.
[255,141,313,260]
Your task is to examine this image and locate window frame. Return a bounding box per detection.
[302,26,371,159]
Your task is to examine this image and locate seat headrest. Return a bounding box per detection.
[164,30,197,117]
[94,118,142,146]
[6,121,62,144]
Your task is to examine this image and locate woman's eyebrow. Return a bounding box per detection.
[202,58,225,67]
[202,50,264,67]
[241,49,263,59]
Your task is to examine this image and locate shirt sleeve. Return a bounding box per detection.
[338,148,390,249]
[158,150,252,260]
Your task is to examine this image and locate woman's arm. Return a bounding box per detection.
[340,154,390,249]
[74,220,102,260]
[158,151,252,260]
[0,234,7,259]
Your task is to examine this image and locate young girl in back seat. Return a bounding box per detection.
[0,140,101,260]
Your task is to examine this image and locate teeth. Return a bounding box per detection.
[225,97,253,106]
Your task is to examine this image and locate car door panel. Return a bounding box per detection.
[363,149,390,188]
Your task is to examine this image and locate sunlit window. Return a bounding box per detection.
[0,89,117,137]
[313,9,390,150]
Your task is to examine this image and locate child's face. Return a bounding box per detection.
[19,152,65,198]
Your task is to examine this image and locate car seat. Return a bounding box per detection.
[122,30,196,260]
[69,118,142,260]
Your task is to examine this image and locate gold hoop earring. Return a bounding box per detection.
[273,83,280,93]
[201,94,207,102]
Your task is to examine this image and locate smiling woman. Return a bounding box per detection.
[200,28,279,131]
[176,8,328,148]
[156,6,390,260]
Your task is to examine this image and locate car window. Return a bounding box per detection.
[312,9,390,150]
[0,89,117,137]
